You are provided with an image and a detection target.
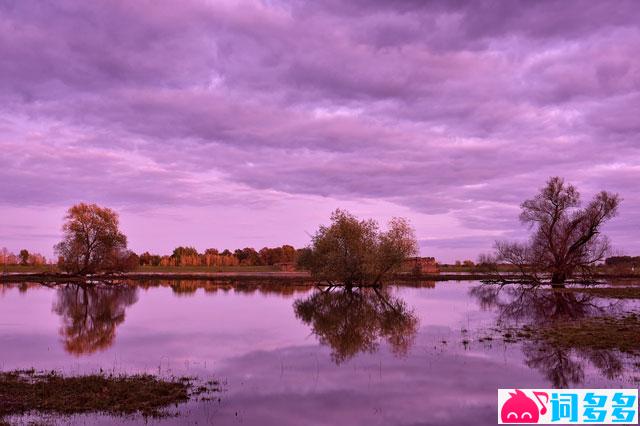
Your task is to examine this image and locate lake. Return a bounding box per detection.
[1,280,638,425]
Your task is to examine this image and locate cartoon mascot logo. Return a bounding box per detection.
[501,389,548,423]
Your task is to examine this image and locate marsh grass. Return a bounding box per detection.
[0,369,221,421]
[537,314,640,353]
[490,314,640,353]
[558,286,640,299]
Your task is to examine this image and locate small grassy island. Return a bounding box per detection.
[0,369,221,424]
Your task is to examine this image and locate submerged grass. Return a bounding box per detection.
[559,286,640,299]
[537,313,640,354]
[488,313,640,354]
[0,369,221,421]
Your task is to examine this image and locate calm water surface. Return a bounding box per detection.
[1,280,638,425]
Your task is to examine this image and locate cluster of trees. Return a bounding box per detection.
[452,260,475,267]
[605,256,640,267]
[52,176,623,284]
[53,203,304,274]
[1,247,48,266]
[139,247,237,267]
[138,245,299,267]
[298,209,418,287]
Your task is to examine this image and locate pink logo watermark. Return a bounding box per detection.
[501,389,548,423]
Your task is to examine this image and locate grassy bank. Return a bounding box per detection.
[0,369,220,422]
[3,269,638,285]
[0,271,506,284]
[138,265,280,273]
[1,265,58,274]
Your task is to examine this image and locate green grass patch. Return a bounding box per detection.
[137,265,280,273]
[559,286,640,299]
[0,369,220,421]
[537,314,640,353]
[483,314,640,353]
[1,265,59,274]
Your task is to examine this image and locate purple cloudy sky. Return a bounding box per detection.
[1,0,639,262]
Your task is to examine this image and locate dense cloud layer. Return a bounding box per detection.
[1,0,639,260]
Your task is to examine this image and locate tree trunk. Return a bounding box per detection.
[551,271,566,286]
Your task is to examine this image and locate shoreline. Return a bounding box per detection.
[1,271,477,284]
[2,271,638,284]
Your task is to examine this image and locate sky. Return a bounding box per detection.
[1,0,639,263]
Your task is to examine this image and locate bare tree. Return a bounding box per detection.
[54,203,133,274]
[491,177,620,285]
[299,209,418,287]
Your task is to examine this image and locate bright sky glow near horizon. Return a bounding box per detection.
[1,0,639,263]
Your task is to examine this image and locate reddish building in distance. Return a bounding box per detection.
[401,257,439,274]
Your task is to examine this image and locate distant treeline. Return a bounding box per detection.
[0,248,48,266]
[605,256,640,266]
[2,244,307,269]
[138,245,302,267]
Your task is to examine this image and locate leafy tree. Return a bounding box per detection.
[139,251,161,266]
[281,245,296,262]
[258,245,297,265]
[295,247,314,269]
[259,246,281,265]
[54,203,131,274]
[493,177,620,284]
[171,246,199,266]
[19,249,30,265]
[238,247,262,266]
[301,209,418,287]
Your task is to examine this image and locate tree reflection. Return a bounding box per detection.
[470,285,627,387]
[53,283,138,355]
[522,340,586,387]
[522,337,625,387]
[471,285,603,324]
[294,287,418,364]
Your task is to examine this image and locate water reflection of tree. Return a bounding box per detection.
[53,284,138,355]
[294,287,419,364]
[470,285,627,387]
[472,285,603,323]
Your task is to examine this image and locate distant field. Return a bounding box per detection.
[438,264,520,273]
[137,265,280,273]
[438,264,639,276]
[1,264,59,273]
